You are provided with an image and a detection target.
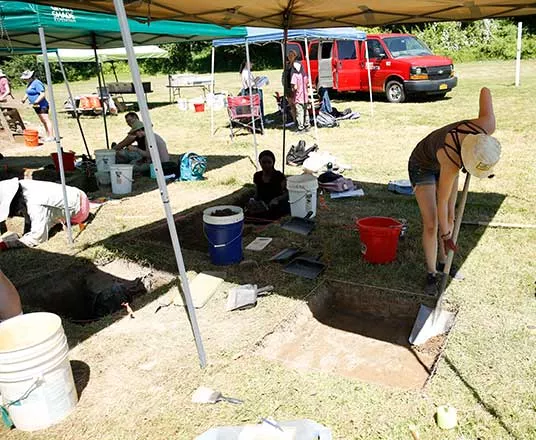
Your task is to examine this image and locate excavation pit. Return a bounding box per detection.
[258,280,455,389]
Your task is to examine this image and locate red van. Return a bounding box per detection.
[287,33,457,103]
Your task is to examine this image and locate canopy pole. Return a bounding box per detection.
[304,37,319,147]
[515,22,522,87]
[56,53,91,158]
[210,45,215,136]
[282,29,288,174]
[38,27,73,245]
[92,34,109,149]
[365,40,373,117]
[245,41,260,170]
[112,0,207,369]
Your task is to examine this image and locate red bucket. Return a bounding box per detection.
[194,103,205,112]
[51,151,76,172]
[356,217,403,264]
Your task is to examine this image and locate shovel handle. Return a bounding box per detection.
[220,396,244,404]
[257,285,274,295]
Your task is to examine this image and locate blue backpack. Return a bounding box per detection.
[179,152,207,181]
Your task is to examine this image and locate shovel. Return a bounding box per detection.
[226,284,274,311]
[409,174,471,345]
[191,386,243,404]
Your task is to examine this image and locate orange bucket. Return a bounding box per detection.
[23,129,39,147]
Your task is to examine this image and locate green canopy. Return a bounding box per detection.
[36,46,168,63]
[0,1,246,51]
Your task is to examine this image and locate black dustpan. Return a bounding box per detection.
[283,255,325,280]
[269,248,302,263]
[280,211,315,236]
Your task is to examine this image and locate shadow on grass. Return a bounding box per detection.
[0,179,505,350]
[445,356,518,438]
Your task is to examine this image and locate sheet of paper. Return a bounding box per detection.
[245,237,273,251]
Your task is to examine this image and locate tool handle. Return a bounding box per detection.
[220,396,243,404]
[256,285,274,295]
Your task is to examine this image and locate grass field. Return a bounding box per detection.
[0,59,535,439]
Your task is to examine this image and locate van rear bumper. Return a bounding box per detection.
[404,77,458,94]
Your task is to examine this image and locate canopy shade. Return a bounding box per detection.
[36,46,168,63]
[213,27,366,47]
[0,1,246,51]
[18,1,536,28]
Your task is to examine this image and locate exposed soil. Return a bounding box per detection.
[211,208,238,217]
[258,280,452,390]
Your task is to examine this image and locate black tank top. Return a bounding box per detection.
[409,120,486,171]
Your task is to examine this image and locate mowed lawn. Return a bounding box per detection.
[0,59,535,439]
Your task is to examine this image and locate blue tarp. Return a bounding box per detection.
[213,27,366,47]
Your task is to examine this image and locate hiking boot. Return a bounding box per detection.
[436,262,465,281]
[424,273,439,296]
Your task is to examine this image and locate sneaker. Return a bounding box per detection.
[424,273,439,296]
[436,262,465,281]
[43,136,55,142]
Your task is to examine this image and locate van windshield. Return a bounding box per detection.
[383,36,433,58]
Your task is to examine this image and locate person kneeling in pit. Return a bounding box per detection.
[0,178,89,249]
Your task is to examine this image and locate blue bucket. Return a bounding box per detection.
[203,205,244,265]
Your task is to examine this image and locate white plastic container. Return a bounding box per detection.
[176,98,188,111]
[287,174,319,218]
[95,170,111,186]
[94,149,116,173]
[0,313,78,431]
[110,164,134,195]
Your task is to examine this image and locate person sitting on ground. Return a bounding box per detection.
[247,150,289,219]
[408,87,501,295]
[20,70,54,142]
[0,269,22,323]
[112,111,142,160]
[0,178,90,249]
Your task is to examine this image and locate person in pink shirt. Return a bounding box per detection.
[289,50,310,132]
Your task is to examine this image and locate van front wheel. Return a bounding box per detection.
[386,80,405,103]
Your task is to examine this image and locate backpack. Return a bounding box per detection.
[179,152,207,181]
[316,111,338,128]
[318,177,355,193]
[286,140,319,166]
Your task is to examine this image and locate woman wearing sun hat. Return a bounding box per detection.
[408,87,501,295]
[20,69,54,141]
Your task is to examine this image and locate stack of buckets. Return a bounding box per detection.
[357,217,403,263]
[203,206,244,265]
[0,313,78,431]
[94,149,133,195]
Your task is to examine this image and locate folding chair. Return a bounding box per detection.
[227,94,264,139]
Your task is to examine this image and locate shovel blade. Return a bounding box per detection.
[409,305,456,346]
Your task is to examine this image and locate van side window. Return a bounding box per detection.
[320,42,333,59]
[309,42,319,60]
[336,40,357,60]
[367,40,386,59]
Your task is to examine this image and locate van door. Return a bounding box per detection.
[307,42,319,87]
[333,40,360,92]
[317,41,333,88]
[363,38,388,91]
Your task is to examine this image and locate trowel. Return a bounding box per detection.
[191,386,243,405]
[226,284,274,311]
[409,174,470,345]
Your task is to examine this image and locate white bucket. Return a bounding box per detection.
[110,164,134,195]
[95,170,111,186]
[176,98,188,111]
[0,313,77,431]
[287,174,319,218]
[94,149,116,173]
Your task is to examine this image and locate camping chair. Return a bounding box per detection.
[227,94,264,139]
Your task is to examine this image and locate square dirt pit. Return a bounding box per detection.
[258,280,455,389]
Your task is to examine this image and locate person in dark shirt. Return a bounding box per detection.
[408,87,501,295]
[249,150,289,219]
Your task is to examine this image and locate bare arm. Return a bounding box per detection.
[115,134,137,150]
[0,269,22,320]
[436,150,459,237]
[471,87,496,135]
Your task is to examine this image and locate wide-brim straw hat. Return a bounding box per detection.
[20,70,34,80]
[129,120,144,134]
[461,133,501,178]
[0,178,20,223]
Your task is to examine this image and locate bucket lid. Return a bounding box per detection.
[0,313,62,353]
[203,205,244,225]
[287,173,318,190]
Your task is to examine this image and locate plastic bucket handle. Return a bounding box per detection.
[114,170,134,183]
[204,225,244,248]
